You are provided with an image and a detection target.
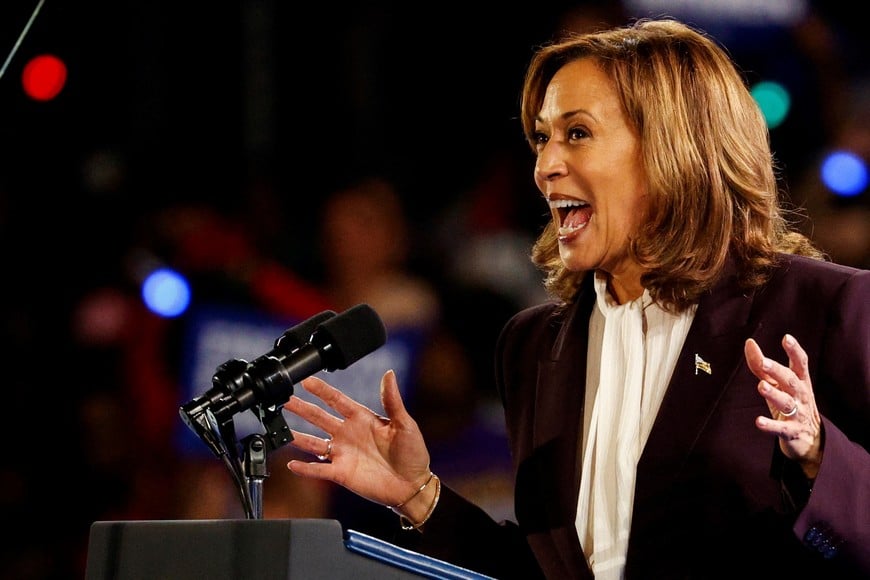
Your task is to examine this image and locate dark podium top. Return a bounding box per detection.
[85,518,495,580]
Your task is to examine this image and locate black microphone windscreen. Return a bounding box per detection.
[274,310,337,352]
[315,304,387,370]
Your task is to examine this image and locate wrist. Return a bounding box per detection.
[388,473,441,531]
[389,471,433,512]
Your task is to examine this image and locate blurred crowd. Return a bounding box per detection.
[1,1,868,578]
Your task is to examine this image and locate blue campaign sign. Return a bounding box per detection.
[176,304,425,457]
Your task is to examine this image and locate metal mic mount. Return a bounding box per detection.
[178,304,386,519]
[179,310,337,519]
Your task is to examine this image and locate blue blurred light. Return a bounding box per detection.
[820,150,868,197]
[141,267,191,318]
[750,81,790,129]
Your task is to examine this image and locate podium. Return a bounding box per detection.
[85,518,494,579]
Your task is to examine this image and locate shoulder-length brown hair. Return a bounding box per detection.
[521,18,822,312]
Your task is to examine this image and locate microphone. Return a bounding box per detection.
[179,309,338,426]
[208,303,387,423]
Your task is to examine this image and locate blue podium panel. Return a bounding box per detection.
[344,529,496,580]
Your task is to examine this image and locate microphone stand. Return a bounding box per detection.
[241,434,268,519]
[209,402,257,519]
[180,304,386,519]
[240,405,294,519]
[183,374,296,518]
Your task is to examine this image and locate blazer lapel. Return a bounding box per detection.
[531,278,596,576]
[637,265,760,489]
[533,277,596,498]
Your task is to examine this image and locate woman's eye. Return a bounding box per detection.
[531,132,549,151]
[567,127,588,141]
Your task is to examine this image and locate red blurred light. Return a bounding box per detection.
[21,54,67,101]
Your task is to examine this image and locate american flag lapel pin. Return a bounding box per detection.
[695,354,712,376]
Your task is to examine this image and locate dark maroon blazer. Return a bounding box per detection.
[394,254,869,579]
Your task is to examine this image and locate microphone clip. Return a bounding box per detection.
[177,304,386,519]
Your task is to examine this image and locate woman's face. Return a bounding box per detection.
[532,57,649,294]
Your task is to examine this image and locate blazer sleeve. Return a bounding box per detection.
[388,303,563,580]
[391,485,544,580]
[793,266,870,573]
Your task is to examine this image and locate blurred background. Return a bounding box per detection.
[1,0,868,578]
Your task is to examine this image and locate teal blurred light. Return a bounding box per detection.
[751,81,790,129]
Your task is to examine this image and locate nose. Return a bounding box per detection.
[534,142,568,183]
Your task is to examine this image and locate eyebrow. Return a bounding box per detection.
[535,109,596,125]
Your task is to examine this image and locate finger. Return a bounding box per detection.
[749,339,798,392]
[289,430,331,457]
[743,338,764,376]
[286,458,334,481]
[380,370,409,421]
[756,353,798,398]
[744,338,777,385]
[754,414,800,439]
[782,334,810,381]
[299,375,373,419]
[758,381,796,419]
[746,338,791,419]
[283,394,344,433]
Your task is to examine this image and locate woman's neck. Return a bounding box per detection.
[604,271,645,305]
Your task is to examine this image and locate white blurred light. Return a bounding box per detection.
[623,0,809,26]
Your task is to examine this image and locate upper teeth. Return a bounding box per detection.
[548,199,585,209]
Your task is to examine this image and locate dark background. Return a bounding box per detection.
[1,1,868,578]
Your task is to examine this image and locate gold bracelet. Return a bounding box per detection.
[389,471,434,511]
[399,474,441,532]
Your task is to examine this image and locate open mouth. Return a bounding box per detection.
[548,198,592,237]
